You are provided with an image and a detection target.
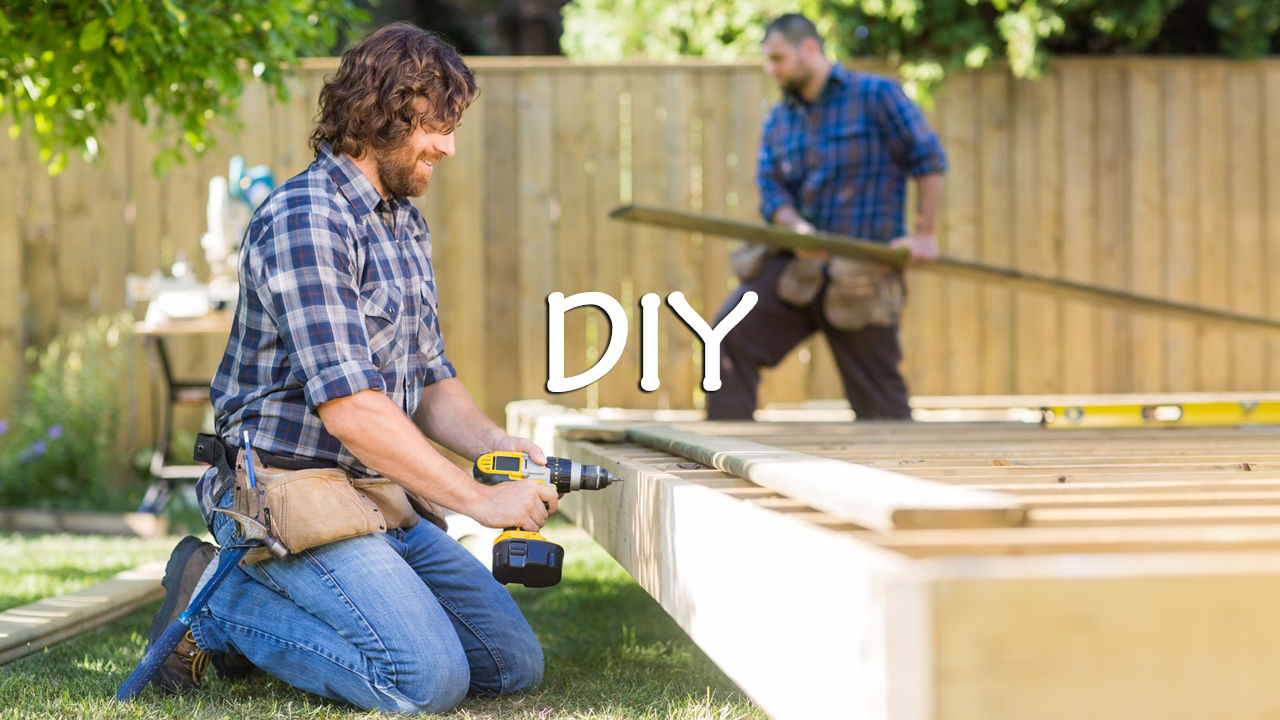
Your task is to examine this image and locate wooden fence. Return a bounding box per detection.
[1,57,1278,445]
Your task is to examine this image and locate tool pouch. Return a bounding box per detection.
[822,257,905,331]
[776,256,827,306]
[406,491,449,532]
[729,243,774,282]
[231,448,419,566]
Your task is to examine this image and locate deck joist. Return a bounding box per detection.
[509,399,1280,720]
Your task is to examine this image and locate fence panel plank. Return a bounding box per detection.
[657,69,697,408]
[1059,67,1097,392]
[1227,67,1265,389]
[433,74,489,416]
[1095,68,1130,392]
[516,71,558,405]
[1195,64,1231,390]
[1266,66,1280,389]
[979,70,1014,395]
[939,72,982,396]
[551,68,594,409]
[480,71,522,420]
[627,70,664,409]
[1012,74,1062,394]
[587,70,632,410]
[1161,66,1199,390]
[902,84,949,396]
[1128,64,1165,391]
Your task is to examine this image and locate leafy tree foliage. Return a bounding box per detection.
[0,0,367,174]
[562,0,1278,96]
[562,0,822,60]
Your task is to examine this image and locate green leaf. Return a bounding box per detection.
[116,0,136,32]
[79,19,108,51]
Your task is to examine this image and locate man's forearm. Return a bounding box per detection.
[412,377,505,461]
[915,173,944,234]
[318,388,484,514]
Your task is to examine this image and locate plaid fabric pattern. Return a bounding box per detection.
[757,64,948,242]
[209,146,455,481]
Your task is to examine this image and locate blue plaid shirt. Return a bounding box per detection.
[758,64,947,241]
[210,145,455,479]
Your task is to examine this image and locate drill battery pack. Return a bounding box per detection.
[492,530,564,588]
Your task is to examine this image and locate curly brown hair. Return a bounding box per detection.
[310,23,479,159]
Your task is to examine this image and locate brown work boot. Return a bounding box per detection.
[145,536,216,692]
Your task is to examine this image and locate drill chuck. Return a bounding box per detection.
[544,456,619,492]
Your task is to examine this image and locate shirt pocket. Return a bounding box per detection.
[824,119,873,173]
[415,280,445,366]
[358,283,402,368]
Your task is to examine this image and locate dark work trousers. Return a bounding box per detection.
[705,254,912,421]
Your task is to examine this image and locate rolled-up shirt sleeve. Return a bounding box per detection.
[250,210,386,413]
[875,79,948,178]
[757,109,796,223]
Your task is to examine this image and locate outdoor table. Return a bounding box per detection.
[132,312,232,513]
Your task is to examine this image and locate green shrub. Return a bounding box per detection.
[0,312,139,511]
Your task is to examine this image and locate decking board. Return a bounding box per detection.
[509,400,1280,719]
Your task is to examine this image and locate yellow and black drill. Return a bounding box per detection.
[472,451,620,588]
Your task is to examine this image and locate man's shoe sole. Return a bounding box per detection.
[147,536,215,645]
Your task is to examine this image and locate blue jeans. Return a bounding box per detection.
[188,470,543,713]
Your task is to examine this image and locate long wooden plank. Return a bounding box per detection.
[0,561,164,665]
[624,424,1026,531]
[871,524,1280,557]
[609,204,1280,337]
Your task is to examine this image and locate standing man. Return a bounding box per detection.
[706,13,947,420]
[138,23,558,713]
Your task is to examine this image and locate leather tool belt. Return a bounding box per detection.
[194,433,446,566]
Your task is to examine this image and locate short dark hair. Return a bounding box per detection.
[310,23,479,159]
[765,13,824,49]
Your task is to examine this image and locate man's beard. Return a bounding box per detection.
[780,66,813,97]
[376,147,431,198]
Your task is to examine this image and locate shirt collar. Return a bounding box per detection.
[317,144,386,220]
[783,62,852,109]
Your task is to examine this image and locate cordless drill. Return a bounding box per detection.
[472,451,620,588]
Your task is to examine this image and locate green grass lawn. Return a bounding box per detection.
[0,518,765,719]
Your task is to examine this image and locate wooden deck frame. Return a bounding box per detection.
[509,400,1280,720]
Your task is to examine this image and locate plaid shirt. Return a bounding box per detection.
[758,64,947,241]
[209,145,455,484]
